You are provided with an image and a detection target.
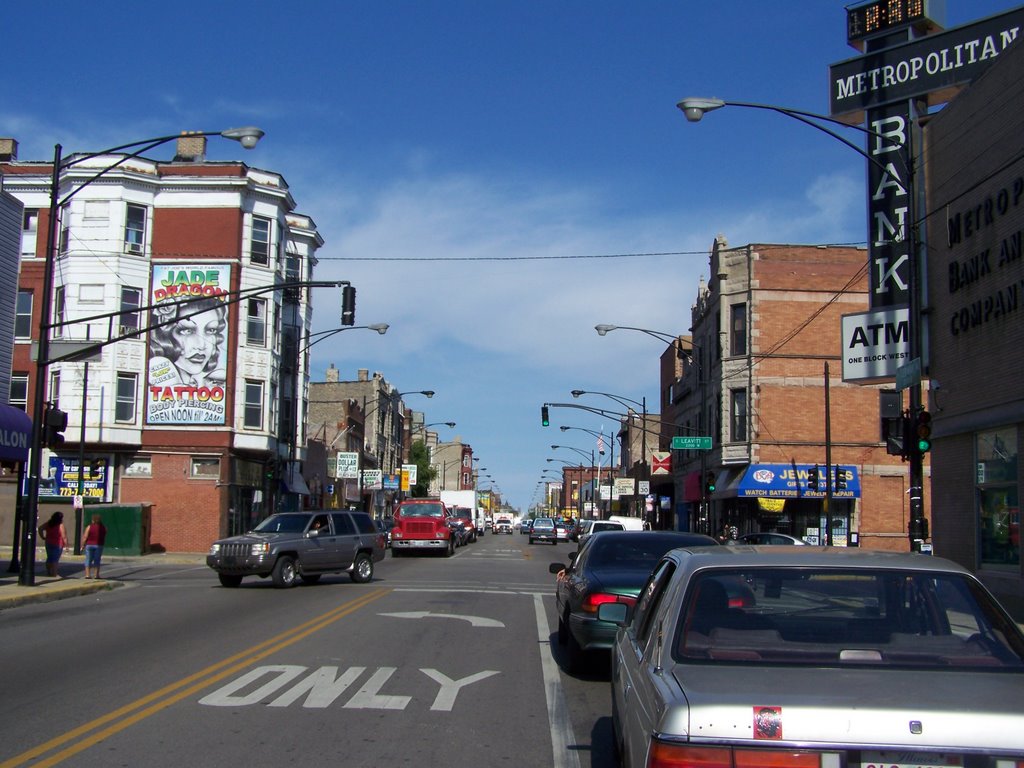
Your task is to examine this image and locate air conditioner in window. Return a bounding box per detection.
[125,242,143,255]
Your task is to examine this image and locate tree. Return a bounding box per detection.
[408,440,437,497]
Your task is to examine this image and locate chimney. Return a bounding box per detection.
[0,138,17,162]
[358,369,369,382]
[325,363,339,383]
[174,134,207,162]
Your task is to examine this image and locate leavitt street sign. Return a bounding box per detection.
[671,436,712,450]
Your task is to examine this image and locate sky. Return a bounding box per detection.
[3,0,1016,512]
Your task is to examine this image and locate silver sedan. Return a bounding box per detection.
[604,546,1024,768]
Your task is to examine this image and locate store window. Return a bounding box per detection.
[977,427,1019,569]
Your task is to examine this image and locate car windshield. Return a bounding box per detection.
[399,504,445,518]
[675,567,1024,670]
[253,514,309,534]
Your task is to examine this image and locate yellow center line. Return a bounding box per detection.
[0,588,391,768]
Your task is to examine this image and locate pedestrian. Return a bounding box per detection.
[38,511,68,577]
[82,513,107,579]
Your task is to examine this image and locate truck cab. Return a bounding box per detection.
[391,498,457,557]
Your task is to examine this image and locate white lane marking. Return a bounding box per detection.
[198,665,499,711]
[420,669,500,711]
[379,611,505,628]
[533,593,581,768]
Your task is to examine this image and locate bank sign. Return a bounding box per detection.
[841,306,909,382]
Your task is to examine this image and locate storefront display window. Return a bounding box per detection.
[977,427,1019,569]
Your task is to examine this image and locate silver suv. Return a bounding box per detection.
[207,511,385,588]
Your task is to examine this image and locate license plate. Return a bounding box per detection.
[860,752,962,768]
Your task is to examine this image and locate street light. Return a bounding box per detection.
[572,389,648,516]
[677,96,925,550]
[20,127,264,586]
[595,324,679,345]
[302,323,389,353]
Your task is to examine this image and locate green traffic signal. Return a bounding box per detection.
[541,406,550,427]
[916,411,932,454]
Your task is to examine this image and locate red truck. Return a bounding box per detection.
[390,498,457,557]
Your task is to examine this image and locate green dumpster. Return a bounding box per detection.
[92,505,151,556]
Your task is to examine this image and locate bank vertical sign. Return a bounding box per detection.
[830,4,1024,378]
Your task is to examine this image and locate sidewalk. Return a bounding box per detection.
[0,547,206,610]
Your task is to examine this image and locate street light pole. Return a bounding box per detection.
[677,96,925,550]
[20,128,264,586]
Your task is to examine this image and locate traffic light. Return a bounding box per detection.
[541,406,550,427]
[43,403,68,449]
[341,285,356,326]
[834,465,847,492]
[704,472,716,495]
[915,411,932,455]
[807,465,819,491]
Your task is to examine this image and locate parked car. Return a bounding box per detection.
[207,510,385,588]
[555,521,570,541]
[603,546,1024,768]
[571,518,593,542]
[520,518,533,534]
[529,517,557,545]
[448,506,478,543]
[576,519,626,548]
[549,530,719,671]
[736,531,807,545]
[374,517,395,547]
[448,518,471,547]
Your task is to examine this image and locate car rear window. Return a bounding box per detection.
[675,567,1024,670]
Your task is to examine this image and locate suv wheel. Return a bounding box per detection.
[272,555,298,588]
[351,553,374,583]
[218,573,243,588]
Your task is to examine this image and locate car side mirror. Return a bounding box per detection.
[308,528,321,538]
[548,563,566,575]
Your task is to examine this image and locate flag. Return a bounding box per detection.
[597,433,605,455]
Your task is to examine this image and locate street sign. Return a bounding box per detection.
[896,357,921,392]
[671,436,712,450]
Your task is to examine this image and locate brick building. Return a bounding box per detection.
[923,39,1024,614]
[666,237,926,547]
[1,135,321,551]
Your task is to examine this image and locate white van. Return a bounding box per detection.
[608,515,651,531]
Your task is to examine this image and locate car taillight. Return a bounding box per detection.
[581,593,637,613]
[647,743,821,768]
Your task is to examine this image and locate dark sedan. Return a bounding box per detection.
[549,530,718,671]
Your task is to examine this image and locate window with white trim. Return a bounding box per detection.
[244,381,264,429]
[115,373,137,423]
[251,217,271,266]
[15,291,32,339]
[120,287,142,335]
[190,456,220,479]
[124,204,146,255]
[53,286,66,338]
[246,298,267,347]
[10,375,28,410]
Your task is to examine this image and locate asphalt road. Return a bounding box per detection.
[0,532,618,768]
